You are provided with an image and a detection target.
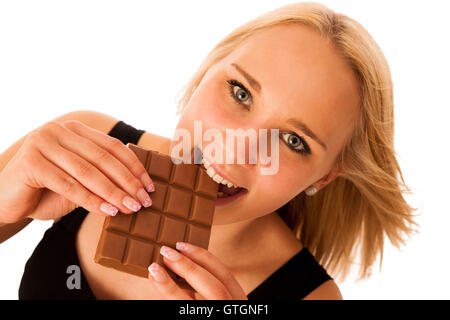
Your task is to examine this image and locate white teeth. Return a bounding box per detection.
[202,157,239,188]
[212,174,223,184]
[206,166,215,178]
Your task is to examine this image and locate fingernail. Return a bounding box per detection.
[100,202,118,216]
[136,187,152,207]
[160,245,182,261]
[176,242,189,252]
[148,263,167,282]
[122,195,142,212]
[141,173,155,193]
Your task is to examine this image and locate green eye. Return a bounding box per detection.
[227,79,252,109]
[281,132,311,156]
[287,134,301,147]
[233,86,250,103]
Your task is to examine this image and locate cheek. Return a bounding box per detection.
[268,167,308,198]
[184,78,256,130]
[177,82,227,129]
[247,162,311,216]
[197,82,239,128]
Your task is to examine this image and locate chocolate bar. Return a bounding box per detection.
[94,143,219,290]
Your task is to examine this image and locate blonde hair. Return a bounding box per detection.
[175,2,420,282]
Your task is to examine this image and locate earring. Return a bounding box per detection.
[305,186,317,196]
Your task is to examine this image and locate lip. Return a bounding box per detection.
[216,188,248,206]
[201,153,246,189]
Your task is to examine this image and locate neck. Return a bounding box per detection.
[207,212,283,269]
[208,218,254,257]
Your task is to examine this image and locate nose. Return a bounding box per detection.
[224,128,259,167]
[200,121,278,169]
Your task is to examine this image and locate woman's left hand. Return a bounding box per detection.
[147,241,248,300]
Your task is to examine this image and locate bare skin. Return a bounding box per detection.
[75,23,359,299]
[75,133,304,299]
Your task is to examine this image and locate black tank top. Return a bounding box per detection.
[18,120,332,300]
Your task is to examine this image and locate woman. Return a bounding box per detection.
[0,2,418,299]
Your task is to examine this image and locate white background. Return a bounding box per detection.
[0,0,448,300]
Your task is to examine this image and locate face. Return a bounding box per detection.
[171,23,360,226]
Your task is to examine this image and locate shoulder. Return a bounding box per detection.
[52,110,170,150]
[55,110,171,154]
[51,110,120,135]
[137,130,171,155]
[302,280,343,300]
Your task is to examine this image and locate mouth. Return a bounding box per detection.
[200,156,248,206]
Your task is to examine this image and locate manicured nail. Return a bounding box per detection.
[148,263,167,282]
[100,202,118,216]
[136,187,152,207]
[141,173,155,193]
[160,245,182,261]
[176,242,189,252]
[122,195,142,212]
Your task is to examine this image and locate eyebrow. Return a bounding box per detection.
[287,118,328,151]
[231,63,262,93]
[231,62,327,152]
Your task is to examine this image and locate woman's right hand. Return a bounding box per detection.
[0,120,155,223]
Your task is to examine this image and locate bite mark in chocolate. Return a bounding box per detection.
[94,143,219,290]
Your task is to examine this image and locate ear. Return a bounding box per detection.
[315,166,344,191]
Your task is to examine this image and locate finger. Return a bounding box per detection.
[147,262,193,300]
[159,245,233,300]
[176,242,248,299]
[60,120,154,192]
[56,123,152,208]
[39,142,141,214]
[32,153,119,217]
